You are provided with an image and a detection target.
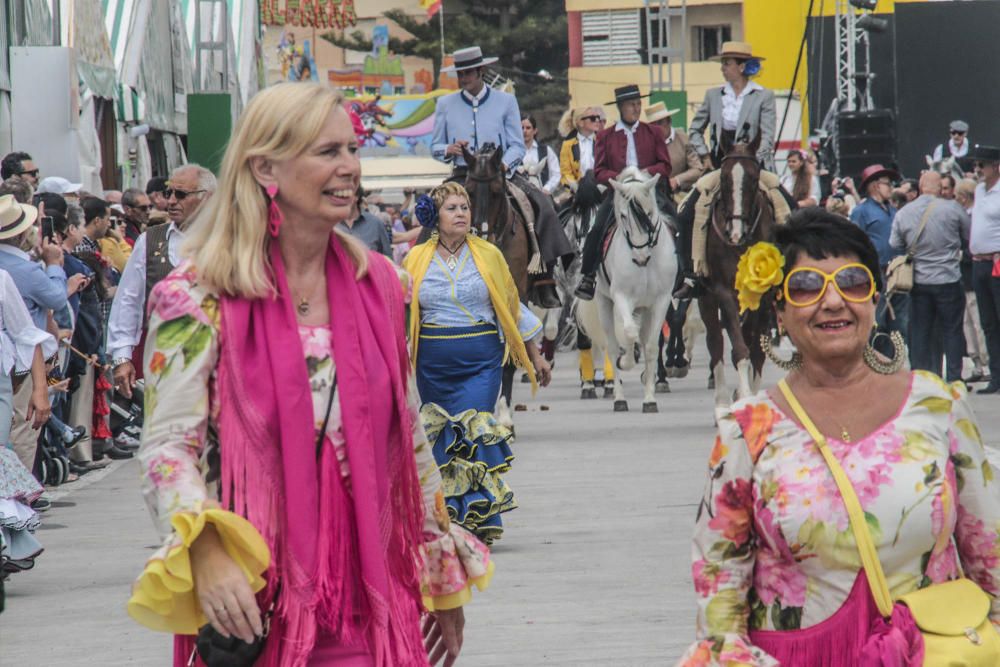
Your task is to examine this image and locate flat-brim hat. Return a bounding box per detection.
[859,163,900,190]
[969,144,1000,163]
[644,101,681,123]
[440,46,499,73]
[710,41,765,61]
[606,84,650,106]
[0,195,38,240]
[949,120,969,134]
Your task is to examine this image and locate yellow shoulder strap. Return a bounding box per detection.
[777,378,895,618]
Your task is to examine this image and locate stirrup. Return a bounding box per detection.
[574,275,596,301]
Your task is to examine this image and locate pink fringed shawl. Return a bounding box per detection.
[177,236,427,667]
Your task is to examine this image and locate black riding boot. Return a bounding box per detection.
[574,194,615,301]
[531,262,562,309]
[672,201,702,300]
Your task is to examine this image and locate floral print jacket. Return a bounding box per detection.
[679,371,1000,666]
[138,262,491,615]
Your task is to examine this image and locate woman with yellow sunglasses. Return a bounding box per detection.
[679,209,1000,666]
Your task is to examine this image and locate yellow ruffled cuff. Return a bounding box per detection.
[127,508,270,634]
[422,559,495,612]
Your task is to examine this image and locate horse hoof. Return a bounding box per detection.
[675,363,690,379]
[613,400,629,412]
[642,402,658,413]
[707,377,716,390]
[580,388,598,399]
[664,367,676,379]
[520,373,531,384]
[603,386,615,399]
[655,381,671,394]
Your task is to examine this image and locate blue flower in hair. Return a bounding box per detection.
[743,58,762,76]
[414,194,438,229]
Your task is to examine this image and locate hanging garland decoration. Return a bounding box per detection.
[260,0,358,30]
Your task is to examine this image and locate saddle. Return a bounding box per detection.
[689,169,791,276]
[505,180,545,275]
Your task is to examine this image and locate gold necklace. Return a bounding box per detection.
[838,424,852,443]
[291,282,323,317]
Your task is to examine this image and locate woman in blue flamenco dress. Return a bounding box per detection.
[404,182,552,544]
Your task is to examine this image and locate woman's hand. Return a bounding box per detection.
[27,386,50,429]
[190,524,263,644]
[423,607,465,666]
[525,340,552,387]
[533,356,552,387]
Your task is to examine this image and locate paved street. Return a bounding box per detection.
[5,349,1000,665]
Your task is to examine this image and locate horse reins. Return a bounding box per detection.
[466,173,514,246]
[619,198,664,267]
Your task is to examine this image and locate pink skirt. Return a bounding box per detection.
[748,571,877,667]
[174,634,374,666]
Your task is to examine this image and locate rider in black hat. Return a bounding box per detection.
[574,85,673,300]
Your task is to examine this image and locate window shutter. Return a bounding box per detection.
[582,10,641,67]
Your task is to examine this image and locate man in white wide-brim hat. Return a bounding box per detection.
[644,101,704,193]
[431,45,575,308]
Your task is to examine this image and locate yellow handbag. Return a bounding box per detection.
[779,379,1000,665]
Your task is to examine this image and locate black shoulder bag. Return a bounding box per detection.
[192,374,337,667]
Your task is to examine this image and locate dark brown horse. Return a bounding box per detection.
[461,143,534,428]
[698,133,777,405]
[462,144,532,298]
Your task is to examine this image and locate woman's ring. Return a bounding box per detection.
[215,607,229,617]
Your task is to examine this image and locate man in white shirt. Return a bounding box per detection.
[108,164,216,397]
[968,145,1000,393]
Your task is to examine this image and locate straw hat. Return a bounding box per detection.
[0,195,38,240]
[644,102,681,123]
[710,41,765,61]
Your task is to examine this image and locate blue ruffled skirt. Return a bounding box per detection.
[416,323,517,544]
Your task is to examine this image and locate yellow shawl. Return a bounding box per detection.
[403,234,537,391]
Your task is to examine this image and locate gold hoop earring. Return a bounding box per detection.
[760,334,801,371]
[864,331,906,375]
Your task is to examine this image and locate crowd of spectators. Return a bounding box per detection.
[0,151,214,601]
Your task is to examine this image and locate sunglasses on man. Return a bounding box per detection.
[128,204,152,212]
[18,169,39,178]
[950,131,966,136]
[164,188,206,201]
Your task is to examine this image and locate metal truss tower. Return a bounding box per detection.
[835,0,873,111]
[645,0,687,92]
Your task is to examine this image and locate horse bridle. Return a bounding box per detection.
[712,155,765,247]
[466,172,513,245]
[620,199,662,266]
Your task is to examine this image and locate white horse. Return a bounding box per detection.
[925,154,965,181]
[595,168,678,412]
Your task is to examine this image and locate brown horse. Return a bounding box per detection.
[698,133,777,405]
[462,143,534,428]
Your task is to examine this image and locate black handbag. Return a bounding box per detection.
[191,374,338,666]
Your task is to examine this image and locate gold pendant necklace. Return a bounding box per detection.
[296,298,310,316]
[839,425,852,443]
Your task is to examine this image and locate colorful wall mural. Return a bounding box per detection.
[351,90,448,156]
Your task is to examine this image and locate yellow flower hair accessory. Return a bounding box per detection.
[734,242,785,313]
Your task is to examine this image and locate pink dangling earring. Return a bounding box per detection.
[266,184,283,238]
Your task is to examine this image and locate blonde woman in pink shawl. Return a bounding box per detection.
[126,82,494,666]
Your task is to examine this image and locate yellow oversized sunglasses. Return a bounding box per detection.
[782,263,876,307]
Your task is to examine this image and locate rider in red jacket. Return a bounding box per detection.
[575,84,672,300]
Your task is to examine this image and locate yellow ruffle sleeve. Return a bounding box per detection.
[127,508,270,634]
[420,523,496,612]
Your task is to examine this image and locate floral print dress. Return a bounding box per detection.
[679,371,1000,666]
[133,263,493,632]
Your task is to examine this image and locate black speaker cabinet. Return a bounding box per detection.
[837,109,897,178]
